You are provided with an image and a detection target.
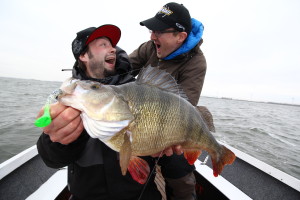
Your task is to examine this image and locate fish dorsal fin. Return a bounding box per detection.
[136,65,189,101]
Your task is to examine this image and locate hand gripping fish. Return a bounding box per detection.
[56,66,236,184]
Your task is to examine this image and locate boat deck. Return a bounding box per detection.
[1,145,300,200]
[197,147,300,200]
[0,153,58,200]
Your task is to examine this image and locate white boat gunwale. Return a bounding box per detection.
[194,159,252,200]
[0,145,38,180]
[220,142,300,192]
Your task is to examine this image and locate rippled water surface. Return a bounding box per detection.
[0,77,299,180]
[200,97,300,180]
[0,77,61,162]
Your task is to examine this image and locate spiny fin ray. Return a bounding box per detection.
[136,65,189,101]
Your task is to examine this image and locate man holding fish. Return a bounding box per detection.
[129,2,207,199]
[36,2,224,200]
[38,24,163,199]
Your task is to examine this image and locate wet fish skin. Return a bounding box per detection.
[115,81,235,177]
[110,82,208,155]
[57,66,236,183]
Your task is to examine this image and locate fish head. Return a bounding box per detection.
[57,78,133,121]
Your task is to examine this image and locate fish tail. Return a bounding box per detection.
[211,145,236,177]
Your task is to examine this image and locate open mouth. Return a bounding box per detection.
[155,43,161,50]
[105,56,115,65]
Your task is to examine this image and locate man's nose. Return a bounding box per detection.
[150,32,157,40]
[110,47,116,53]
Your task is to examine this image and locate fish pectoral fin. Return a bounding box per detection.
[119,133,132,176]
[184,150,202,165]
[128,156,150,185]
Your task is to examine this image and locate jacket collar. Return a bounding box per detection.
[163,18,204,60]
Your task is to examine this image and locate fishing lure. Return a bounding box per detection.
[34,89,63,127]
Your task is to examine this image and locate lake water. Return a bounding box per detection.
[0,77,299,180]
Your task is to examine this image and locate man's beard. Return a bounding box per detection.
[89,60,116,78]
[88,51,116,79]
[103,68,116,77]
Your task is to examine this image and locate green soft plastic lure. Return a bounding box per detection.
[34,89,63,127]
[34,104,52,127]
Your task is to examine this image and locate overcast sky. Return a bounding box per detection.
[1,0,300,104]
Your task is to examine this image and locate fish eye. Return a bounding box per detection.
[91,84,100,90]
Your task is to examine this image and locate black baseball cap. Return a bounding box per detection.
[71,24,121,60]
[140,2,191,34]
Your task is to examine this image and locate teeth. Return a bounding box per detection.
[106,59,114,64]
[106,56,115,61]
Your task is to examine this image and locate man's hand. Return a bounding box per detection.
[36,102,84,145]
[151,145,183,157]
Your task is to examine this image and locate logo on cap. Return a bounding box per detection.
[176,23,185,31]
[157,6,173,17]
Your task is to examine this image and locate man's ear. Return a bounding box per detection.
[177,32,188,44]
[79,52,88,62]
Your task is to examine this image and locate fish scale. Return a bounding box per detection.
[116,82,202,155]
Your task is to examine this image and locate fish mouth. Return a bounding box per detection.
[58,79,79,99]
[54,89,64,100]
[57,88,74,100]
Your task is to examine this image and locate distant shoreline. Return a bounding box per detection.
[203,96,300,107]
[0,76,62,84]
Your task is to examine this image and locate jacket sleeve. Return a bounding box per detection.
[130,41,207,106]
[158,154,195,178]
[158,154,196,200]
[164,172,197,200]
[178,52,207,106]
[36,130,89,168]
